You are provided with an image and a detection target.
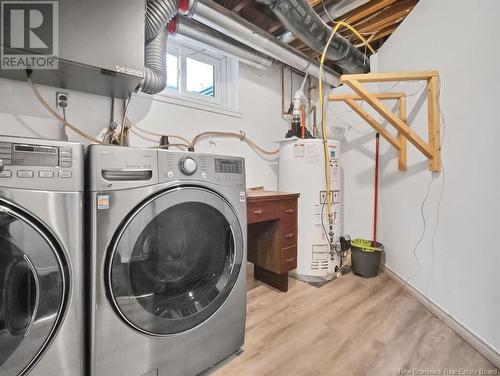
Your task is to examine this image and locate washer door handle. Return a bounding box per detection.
[21,255,40,337]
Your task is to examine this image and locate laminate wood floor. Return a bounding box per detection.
[214,267,498,376]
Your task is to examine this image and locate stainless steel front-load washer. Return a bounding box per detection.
[87,145,247,376]
[0,135,84,376]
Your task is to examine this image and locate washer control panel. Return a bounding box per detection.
[158,150,245,188]
[179,157,197,175]
[0,137,83,191]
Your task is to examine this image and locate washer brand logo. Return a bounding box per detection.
[1,1,58,69]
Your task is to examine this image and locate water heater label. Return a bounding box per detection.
[329,144,337,158]
[293,143,305,157]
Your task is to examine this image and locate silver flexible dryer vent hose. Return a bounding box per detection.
[142,27,168,94]
[145,0,178,42]
[142,0,178,94]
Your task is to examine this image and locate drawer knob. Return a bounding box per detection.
[285,257,295,262]
[253,208,264,215]
[284,233,295,238]
[285,208,295,214]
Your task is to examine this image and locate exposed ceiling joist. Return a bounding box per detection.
[216,0,419,73]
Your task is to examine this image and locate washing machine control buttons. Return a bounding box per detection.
[39,170,54,178]
[59,170,72,178]
[179,157,197,175]
[17,170,34,178]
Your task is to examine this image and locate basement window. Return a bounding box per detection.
[155,39,240,116]
[186,57,215,97]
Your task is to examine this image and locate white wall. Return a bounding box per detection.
[0,63,296,189]
[326,75,382,241]
[333,0,500,354]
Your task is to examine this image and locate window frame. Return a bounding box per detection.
[152,37,240,117]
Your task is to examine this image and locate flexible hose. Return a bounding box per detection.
[119,95,133,146]
[27,77,104,144]
[130,121,191,145]
[143,27,168,95]
[190,131,279,155]
[145,0,178,42]
[130,128,190,149]
[28,77,278,156]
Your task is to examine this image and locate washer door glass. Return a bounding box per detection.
[0,201,66,376]
[108,187,243,335]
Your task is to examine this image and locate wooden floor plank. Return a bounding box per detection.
[216,270,497,375]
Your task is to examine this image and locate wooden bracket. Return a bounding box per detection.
[329,71,441,172]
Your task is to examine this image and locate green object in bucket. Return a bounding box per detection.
[350,239,383,253]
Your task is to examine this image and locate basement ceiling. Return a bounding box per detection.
[216,0,419,72]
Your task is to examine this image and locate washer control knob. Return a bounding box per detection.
[179,157,197,175]
[0,159,4,173]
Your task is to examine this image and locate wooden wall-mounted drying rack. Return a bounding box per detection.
[329,71,441,172]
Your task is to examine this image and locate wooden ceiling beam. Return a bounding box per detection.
[308,0,323,7]
[231,0,251,14]
[370,23,400,42]
[343,0,398,25]
[356,1,417,33]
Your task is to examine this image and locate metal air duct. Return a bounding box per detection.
[276,0,371,46]
[171,17,274,70]
[184,0,341,86]
[257,0,370,74]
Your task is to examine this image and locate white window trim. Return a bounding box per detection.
[144,36,241,118]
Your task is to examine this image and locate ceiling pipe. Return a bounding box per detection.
[182,0,341,86]
[256,0,370,73]
[325,0,372,20]
[169,17,275,70]
[276,0,371,50]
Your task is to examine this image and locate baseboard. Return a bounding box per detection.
[382,266,500,368]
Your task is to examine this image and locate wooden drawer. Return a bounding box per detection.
[247,201,281,224]
[280,199,297,226]
[281,246,297,273]
[280,222,297,248]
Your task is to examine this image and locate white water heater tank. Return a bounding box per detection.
[278,138,342,280]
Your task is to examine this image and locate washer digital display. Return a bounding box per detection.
[215,158,243,174]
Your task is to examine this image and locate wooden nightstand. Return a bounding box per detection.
[246,190,300,292]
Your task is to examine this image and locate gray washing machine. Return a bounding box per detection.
[0,135,84,376]
[87,145,247,376]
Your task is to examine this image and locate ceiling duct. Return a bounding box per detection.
[184,0,341,86]
[256,0,370,74]
[276,0,371,46]
[170,17,274,70]
[143,0,344,93]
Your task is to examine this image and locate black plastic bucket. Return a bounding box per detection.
[351,239,383,278]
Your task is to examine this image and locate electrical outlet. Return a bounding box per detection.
[320,191,327,204]
[320,190,341,204]
[333,190,341,203]
[56,92,69,109]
